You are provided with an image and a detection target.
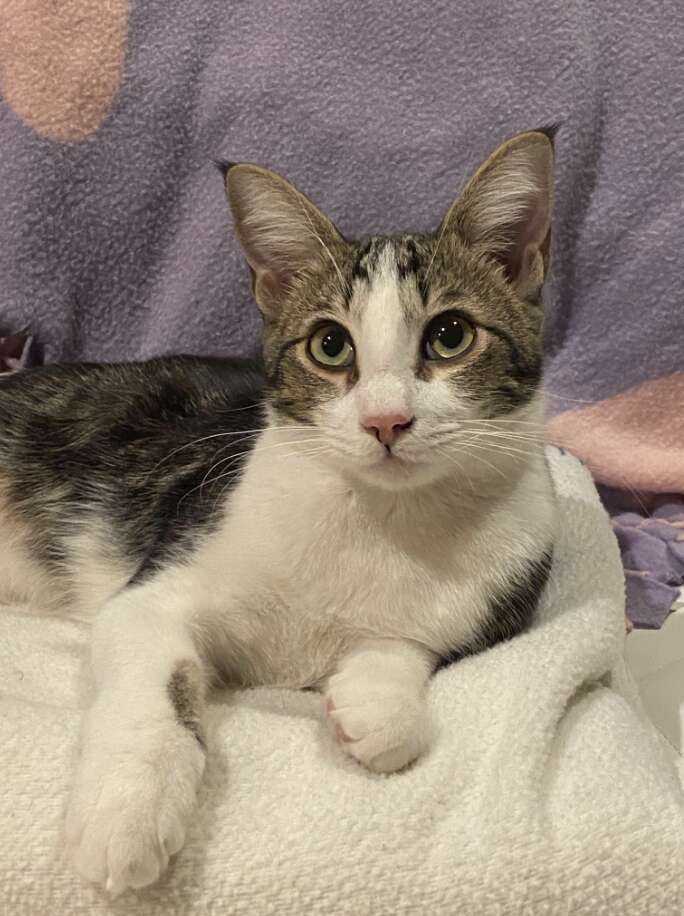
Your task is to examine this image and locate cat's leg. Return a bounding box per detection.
[65,578,208,896]
[323,638,436,774]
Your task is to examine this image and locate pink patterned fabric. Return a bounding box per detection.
[547,373,684,493]
[548,375,684,627]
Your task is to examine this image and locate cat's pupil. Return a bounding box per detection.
[434,319,464,350]
[321,327,346,357]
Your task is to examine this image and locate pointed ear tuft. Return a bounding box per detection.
[224,164,345,314]
[534,122,562,143]
[442,130,555,297]
[213,158,236,179]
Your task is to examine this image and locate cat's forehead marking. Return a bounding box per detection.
[349,239,399,322]
[351,237,382,282]
[349,235,430,326]
[351,235,427,287]
[350,240,419,375]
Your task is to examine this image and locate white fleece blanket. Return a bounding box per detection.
[1,448,683,916]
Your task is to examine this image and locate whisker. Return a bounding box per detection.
[192,436,326,504]
[153,424,312,471]
[183,425,318,473]
[297,196,346,290]
[276,446,331,462]
[437,428,543,444]
[423,218,449,288]
[197,437,267,491]
[430,423,545,437]
[423,166,467,287]
[438,416,544,424]
[469,434,544,442]
[210,443,332,512]
[199,431,330,492]
[449,438,540,461]
[434,425,542,448]
[543,391,598,405]
[557,451,656,520]
[434,446,476,495]
[452,445,508,480]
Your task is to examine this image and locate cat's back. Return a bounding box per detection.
[0,355,266,611]
[0,355,263,441]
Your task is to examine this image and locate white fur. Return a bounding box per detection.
[469,149,545,242]
[63,517,136,615]
[51,257,556,894]
[66,594,205,897]
[0,483,134,615]
[63,410,553,892]
[324,638,434,773]
[0,479,56,609]
[231,169,344,285]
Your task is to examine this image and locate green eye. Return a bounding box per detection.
[307,323,355,369]
[423,312,475,361]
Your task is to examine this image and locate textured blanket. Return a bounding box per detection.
[0,449,682,915]
[0,0,682,625]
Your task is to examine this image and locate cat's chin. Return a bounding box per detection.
[351,455,446,492]
[314,446,449,492]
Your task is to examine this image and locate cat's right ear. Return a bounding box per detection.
[220,162,345,315]
[439,128,556,298]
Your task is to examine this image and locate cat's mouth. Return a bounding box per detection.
[373,447,415,472]
[358,446,433,490]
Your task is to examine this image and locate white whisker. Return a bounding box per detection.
[180,435,326,508]
[456,439,538,462]
[153,424,312,471]
[297,196,346,290]
[423,217,448,288]
[434,417,545,429]
[451,445,508,480]
[543,391,597,405]
[210,442,332,512]
[434,446,476,495]
[434,429,543,446]
[199,432,328,492]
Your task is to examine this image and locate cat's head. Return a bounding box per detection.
[223,129,554,491]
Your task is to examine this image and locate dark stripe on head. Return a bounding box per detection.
[351,239,373,282]
[265,332,321,424]
[395,237,422,281]
[269,397,315,424]
[468,318,542,412]
[266,334,310,389]
[477,322,524,369]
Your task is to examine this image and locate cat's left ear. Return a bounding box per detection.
[441,128,556,297]
[221,162,346,315]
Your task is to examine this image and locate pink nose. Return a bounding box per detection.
[362,413,415,446]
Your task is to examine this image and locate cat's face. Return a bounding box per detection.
[225,129,554,490]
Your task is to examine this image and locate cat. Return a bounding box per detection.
[0,127,557,895]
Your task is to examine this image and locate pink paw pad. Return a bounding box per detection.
[324,697,352,743]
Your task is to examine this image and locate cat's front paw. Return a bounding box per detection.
[324,672,430,774]
[65,725,205,896]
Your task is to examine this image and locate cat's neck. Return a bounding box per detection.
[253,422,547,533]
[347,458,538,527]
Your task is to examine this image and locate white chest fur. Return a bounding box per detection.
[188,428,556,689]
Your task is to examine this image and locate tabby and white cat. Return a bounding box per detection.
[0,129,556,895]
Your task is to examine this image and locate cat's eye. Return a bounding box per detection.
[307,323,355,370]
[423,312,475,361]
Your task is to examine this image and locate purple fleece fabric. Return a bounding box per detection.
[601,488,684,629]
[0,0,682,625]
